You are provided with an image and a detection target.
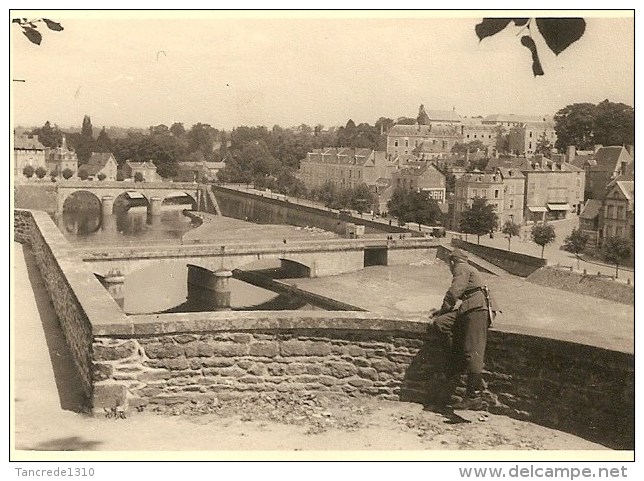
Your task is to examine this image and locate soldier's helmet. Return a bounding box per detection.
[449,248,468,262]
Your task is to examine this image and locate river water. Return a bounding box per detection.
[55,204,327,314]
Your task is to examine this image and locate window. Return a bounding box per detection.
[616,226,623,238]
[618,206,625,219]
[394,140,399,147]
[405,139,409,147]
[606,205,614,218]
[529,131,533,138]
[510,199,514,209]
[494,189,499,199]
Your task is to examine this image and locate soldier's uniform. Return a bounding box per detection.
[430,248,498,410]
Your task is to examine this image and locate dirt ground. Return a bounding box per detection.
[13,243,616,460]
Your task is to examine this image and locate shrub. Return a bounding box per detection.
[22,165,35,178]
[35,166,47,179]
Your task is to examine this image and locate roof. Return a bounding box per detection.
[424,109,461,122]
[570,154,596,170]
[88,152,116,167]
[614,181,635,209]
[14,134,45,150]
[125,160,157,170]
[592,146,632,172]
[388,124,461,138]
[457,172,503,184]
[387,125,433,137]
[482,114,546,124]
[494,167,525,179]
[305,148,382,166]
[580,199,603,219]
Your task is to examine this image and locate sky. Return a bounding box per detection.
[10,11,634,131]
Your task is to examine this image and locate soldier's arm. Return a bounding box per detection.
[446,264,469,304]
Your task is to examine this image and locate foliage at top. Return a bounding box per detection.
[530,222,556,258]
[459,198,498,243]
[475,18,586,76]
[554,100,634,151]
[387,188,443,227]
[600,236,632,278]
[12,18,63,45]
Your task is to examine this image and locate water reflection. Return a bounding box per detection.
[123,262,283,314]
[55,205,198,245]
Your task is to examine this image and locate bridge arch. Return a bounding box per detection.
[61,190,102,212]
[161,191,198,210]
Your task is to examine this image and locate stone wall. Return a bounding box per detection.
[452,238,547,277]
[212,186,410,236]
[13,208,635,449]
[14,209,128,404]
[527,266,634,305]
[14,183,58,214]
[91,313,634,449]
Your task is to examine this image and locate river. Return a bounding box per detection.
[54,204,328,314]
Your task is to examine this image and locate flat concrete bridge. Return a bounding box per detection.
[56,180,204,215]
[77,237,440,279]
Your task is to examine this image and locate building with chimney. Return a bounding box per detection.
[298,148,393,191]
[573,146,633,201]
[386,124,463,158]
[122,160,161,182]
[507,119,557,156]
[601,179,634,245]
[14,133,47,177]
[453,171,505,230]
[391,163,447,202]
[83,152,118,181]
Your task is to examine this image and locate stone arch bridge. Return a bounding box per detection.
[56,181,204,216]
[78,237,440,280]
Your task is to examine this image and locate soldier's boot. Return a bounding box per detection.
[449,373,487,411]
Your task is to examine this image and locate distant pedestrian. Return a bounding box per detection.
[427,248,499,410]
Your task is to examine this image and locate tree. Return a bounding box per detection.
[62,168,73,180]
[452,140,485,155]
[494,124,509,153]
[77,166,89,180]
[22,165,34,178]
[553,102,596,151]
[395,117,417,125]
[563,228,589,269]
[96,127,113,153]
[601,236,632,279]
[531,222,556,258]
[35,166,47,179]
[81,115,93,139]
[417,104,430,125]
[501,220,521,251]
[32,120,63,148]
[170,122,186,138]
[534,132,553,158]
[593,100,635,147]
[475,18,586,76]
[97,173,107,181]
[134,172,144,182]
[459,198,499,244]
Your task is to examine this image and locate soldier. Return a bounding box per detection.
[428,248,498,410]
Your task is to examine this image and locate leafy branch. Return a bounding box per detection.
[475,17,586,76]
[12,17,64,45]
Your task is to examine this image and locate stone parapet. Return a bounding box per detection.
[12,209,635,449]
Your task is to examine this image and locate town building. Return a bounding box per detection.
[460,119,499,151]
[122,160,161,182]
[494,167,526,226]
[14,133,47,177]
[175,161,226,182]
[520,157,585,222]
[572,146,633,200]
[298,148,393,191]
[391,163,447,202]
[46,136,78,178]
[83,152,119,181]
[601,179,634,245]
[386,124,463,158]
[453,171,505,230]
[507,119,557,156]
[579,199,603,246]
